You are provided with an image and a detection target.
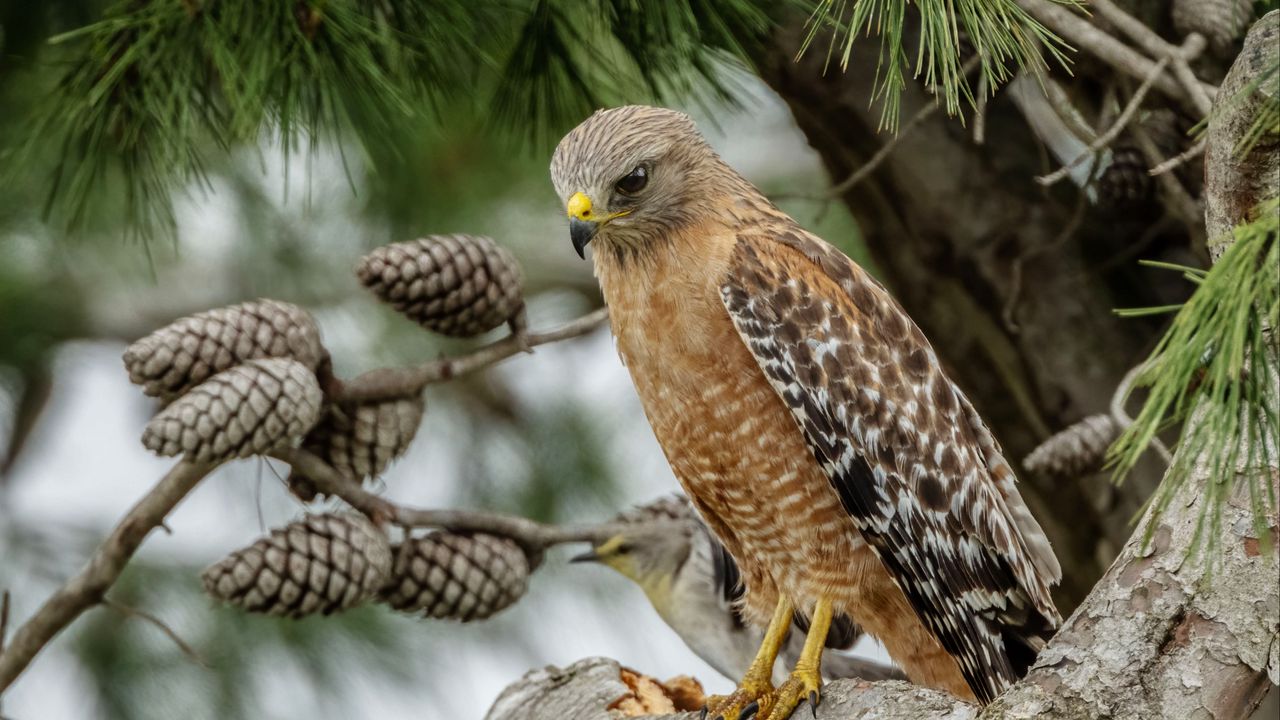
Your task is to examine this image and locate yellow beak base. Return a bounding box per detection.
[567,192,593,221]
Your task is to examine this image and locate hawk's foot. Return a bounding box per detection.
[703,596,794,720]
[702,679,773,720]
[760,665,822,720]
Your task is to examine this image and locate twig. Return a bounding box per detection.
[773,56,982,204]
[0,591,9,656]
[1014,0,1213,115]
[1089,1,1214,115]
[1110,362,1174,465]
[1042,73,1103,143]
[0,460,217,692]
[328,307,609,404]
[1003,191,1089,333]
[1036,55,1171,187]
[1130,122,1204,230]
[271,449,630,552]
[771,101,942,203]
[103,598,208,668]
[1149,137,1207,176]
[973,74,990,145]
[825,101,940,197]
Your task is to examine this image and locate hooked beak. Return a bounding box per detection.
[570,219,598,259]
[565,191,631,259]
[569,547,602,564]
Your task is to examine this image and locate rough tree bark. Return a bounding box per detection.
[484,12,1279,720]
[757,4,1201,605]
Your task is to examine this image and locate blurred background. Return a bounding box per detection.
[4,0,1265,717]
[0,4,870,717]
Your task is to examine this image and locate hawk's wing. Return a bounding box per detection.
[720,230,1062,703]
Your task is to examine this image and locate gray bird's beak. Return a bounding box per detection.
[569,547,601,563]
[569,219,598,259]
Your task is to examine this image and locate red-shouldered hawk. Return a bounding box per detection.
[550,105,1062,720]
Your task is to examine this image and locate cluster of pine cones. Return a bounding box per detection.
[124,235,537,622]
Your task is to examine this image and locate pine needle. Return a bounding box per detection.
[797,0,1076,131]
[1110,197,1280,562]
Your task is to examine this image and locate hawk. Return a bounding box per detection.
[551,106,1062,719]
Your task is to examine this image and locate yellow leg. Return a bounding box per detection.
[762,596,832,720]
[703,595,793,720]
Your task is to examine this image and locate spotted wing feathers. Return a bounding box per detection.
[720,229,1061,703]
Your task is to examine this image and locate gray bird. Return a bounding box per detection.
[572,496,905,685]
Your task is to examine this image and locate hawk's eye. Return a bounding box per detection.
[615,166,648,196]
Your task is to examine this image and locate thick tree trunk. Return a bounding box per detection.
[485,12,1280,719]
[755,11,1197,606]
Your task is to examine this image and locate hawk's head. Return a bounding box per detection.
[550,105,718,259]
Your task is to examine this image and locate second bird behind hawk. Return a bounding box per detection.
[572,495,906,687]
[550,105,1062,720]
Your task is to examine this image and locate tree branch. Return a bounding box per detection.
[102,598,207,668]
[0,460,217,692]
[1149,136,1207,176]
[1014,0,1215,114]
[326,307,609,404]
[271,448,626,552]
[1089,1,1214,115]
[1036,54,1170,187]
[771,57,981,204]
[487,658,974,720]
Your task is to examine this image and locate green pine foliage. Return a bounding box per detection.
[11,0,484,241]
[1111,198,1280,558]
[3,0,777,243]
[798,0,1074,129]
[4,0,1079,243]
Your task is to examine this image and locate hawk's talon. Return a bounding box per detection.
[760,666,822,720]
[703,684,772,720]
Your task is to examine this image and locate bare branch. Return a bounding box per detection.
[1014,0,1215,114]
[327,307,609,404]
[0,460,217,692]
[0,592,9,655]
[103,598,208,668]
[1036,55,1171,187]
[1110,361,1173,465]
[972,74,990,145]
[1090,1,1214,115]
[1149,136,1207,176]
[1130,121,1204,229]
[1041,73,1103,143]
[1003,192,1089,332]
[771,101,942,203]
[772,56,982,204]
[271,449,623,551]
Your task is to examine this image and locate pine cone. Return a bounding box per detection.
[1096,144,1152,211]
[1024,414,1121,480]
[356,235,525,338]
[1173,0,1253,54]
[287,394,426,501]
[142,358,323,463]
[379,532,532,622]
[124,299,326,400]
[203,513,392,618]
